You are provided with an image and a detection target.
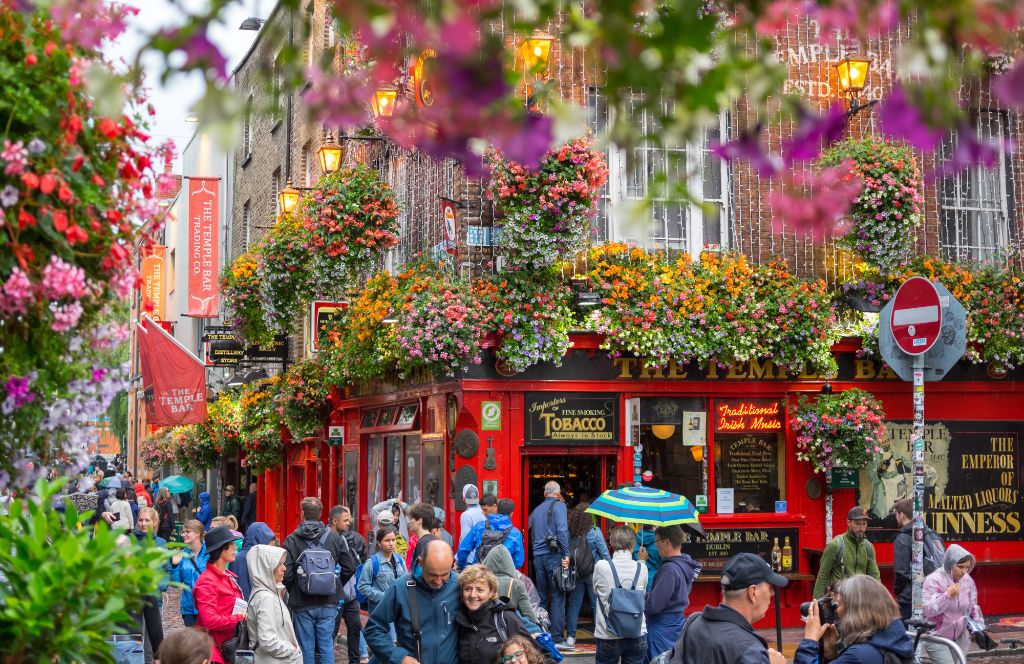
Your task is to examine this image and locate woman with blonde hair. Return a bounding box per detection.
[169,519,209,627]
[456,564,534,664]
[796,574,915,663]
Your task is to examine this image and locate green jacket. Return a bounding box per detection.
[813,531,880,598]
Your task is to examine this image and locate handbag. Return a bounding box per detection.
[220,619,250,662]
[552,564,577,593]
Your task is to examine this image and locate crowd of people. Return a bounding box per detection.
[61,466,988,664]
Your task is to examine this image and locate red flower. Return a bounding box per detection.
[17,209,36,230]
[98,118,120,139]
[65,224,88,244]
[40,173,56,195]
[21,172,39,189]
[25,53,37,66]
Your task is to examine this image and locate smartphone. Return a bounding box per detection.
[110,513,121,522]
[234,650,255,664]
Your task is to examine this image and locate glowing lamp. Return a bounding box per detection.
[277,178,300,215]
[835,56,872,96]
[650,424,676,440]
[317,133,344,174]
[521,29,554,77]
[691,446,705,463]
[371,87,398,118]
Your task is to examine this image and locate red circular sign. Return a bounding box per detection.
[890,277,942,355]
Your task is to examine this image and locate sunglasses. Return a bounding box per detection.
[501,650,526,663]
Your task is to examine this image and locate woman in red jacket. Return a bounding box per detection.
[194,526,246,660]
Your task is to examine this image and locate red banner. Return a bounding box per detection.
[137,316,207,426]
[140,245,166,320]
[187,177,219,317]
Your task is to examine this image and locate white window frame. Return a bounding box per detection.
[939,111,1014,264]
[243,201,252,251]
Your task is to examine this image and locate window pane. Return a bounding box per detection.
[712,398,786,513]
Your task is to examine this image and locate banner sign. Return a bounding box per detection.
[441,198,457,255]
[524,392,619,445]
[140,245,167,320]
[186,177,219,317]
[861,420,1024,541]
[137,315,207,426]
[202,327,288,367]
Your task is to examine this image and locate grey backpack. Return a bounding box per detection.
[598,562,645,638]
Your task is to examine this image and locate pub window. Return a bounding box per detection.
[405,434,422,504]
[635,397,707,501]
[385,434,403,501]
[367,436,383,508]
[712,398,786,514]
[939,110,1016,264]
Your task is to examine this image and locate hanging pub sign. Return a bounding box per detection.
[310,300,348,354]
[714,398,784,433]
[441,198,458,255]
[202,326,288,367]
[525,392,619,445]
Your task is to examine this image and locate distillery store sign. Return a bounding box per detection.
[525,392,619,445]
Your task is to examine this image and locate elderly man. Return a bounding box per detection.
[668,553,788,664]
[365,539,460,664]
[528,481,570,649]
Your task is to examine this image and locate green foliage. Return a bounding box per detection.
[0,479,169,663]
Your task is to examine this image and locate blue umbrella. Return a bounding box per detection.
[98,476,129,489]
[160,475,194,494]
[586,485,704,535]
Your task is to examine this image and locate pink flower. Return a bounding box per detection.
[0,268,34,316]
[50,300,84,332]
[41,256,89,299]
[2,140,28,176]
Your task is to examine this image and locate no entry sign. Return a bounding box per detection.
[890,277,942,356]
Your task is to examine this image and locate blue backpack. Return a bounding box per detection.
[296,530,338,596]
[598,562,645,639]
[354,555,381,605]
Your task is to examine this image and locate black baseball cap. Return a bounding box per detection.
[848,506,869,521]
[721,553,788,590]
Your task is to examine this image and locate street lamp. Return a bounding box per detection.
[317,132,344,174]
[835,56,874,114]
[520,29,554,79]
[277,178,301,215]
[371,87,398,118]
[239,17,266,31]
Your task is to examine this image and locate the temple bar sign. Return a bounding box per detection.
[525,393,619,445]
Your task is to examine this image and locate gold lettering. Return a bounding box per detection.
[667,359,688,379]
[854,359,876,379]
[877,364,898,380]
[639,362,664,379]
[748,358,775,380]
[614,357,635,379]
[706,362,720,379]
[726,364,747,380]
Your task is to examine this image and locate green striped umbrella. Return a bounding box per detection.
[585,485,704,535]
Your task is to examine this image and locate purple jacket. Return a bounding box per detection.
[922,543,984,648]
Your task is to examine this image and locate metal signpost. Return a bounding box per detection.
[879,277,966,621]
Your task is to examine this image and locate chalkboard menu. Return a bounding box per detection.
[715,433,783,513]
[681,527,799,573]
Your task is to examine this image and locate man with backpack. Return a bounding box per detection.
[456,497,525,569]
[594,525,648,664]
[528,481,571,651]
[892,498,945,620]
[330,505,367,664]
[813,506,881,599]
[645,525,701,661]
[283,496,357,664]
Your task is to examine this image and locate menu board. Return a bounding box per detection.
[681,527,799,573]
[715,433,782,513]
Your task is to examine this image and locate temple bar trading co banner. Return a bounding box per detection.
[187,176,219,317]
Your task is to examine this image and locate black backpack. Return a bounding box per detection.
[570,533,595,578]
[922,529,945,576]
[476,521,512,562]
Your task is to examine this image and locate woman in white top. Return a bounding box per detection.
[592,525,648,664]
[107,488,135,531]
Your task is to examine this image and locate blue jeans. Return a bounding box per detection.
[566,575,596,639]
[534,554,567,643]
[595,636,647,664]
[181,614,197,627]
[293,605,339,664]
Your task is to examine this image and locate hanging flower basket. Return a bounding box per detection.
[278,359,331,440]
[791,388,888,474]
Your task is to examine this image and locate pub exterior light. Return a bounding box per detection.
[317,133,344,174]
[650,424,676,440]
[277,178,300,215]
[834,56,873,111]
[520,29,554,78]
[371,87,398,118]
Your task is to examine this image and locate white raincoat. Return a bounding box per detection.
[246,544,303,663]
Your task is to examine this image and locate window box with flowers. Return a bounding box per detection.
[790,388,888,474]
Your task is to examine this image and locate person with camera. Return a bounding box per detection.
[528,481,570,651]
[796,574,915,664]
[667,553,787,664]
[922,544,988,662]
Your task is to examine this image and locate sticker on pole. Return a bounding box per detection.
[889,277,942,356]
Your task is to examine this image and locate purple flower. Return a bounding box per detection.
[783,103,847,162]
[492,114,554,171]
[993,60,1024,110]
[930,121,1015,180]
[2,374,35,414]
[710,124,782,177]
[878,85,944,151]
[0,185,18,208]
[164,27,228,81]
[26,138,45,154]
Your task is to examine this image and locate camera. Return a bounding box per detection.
[545,534,559,553]
[800,596,839,626]
[234,650,255,664]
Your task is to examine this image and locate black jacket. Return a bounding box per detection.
[893,521,942,614]
[283,520,357,611]
[456,600,536,664]
[669,604,772,664]
[342,528,368,564]
[155,500,174,541]
[240,492,257,533]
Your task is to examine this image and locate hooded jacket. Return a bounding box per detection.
[246,544,303,663]
[194,562,245,646]
[364,569,460,664]
[646,553,701,617]
[456,513,525,569]
[483,545,539,627]
[233,522,277,599]
[456,598,533,664]
[634,528,661,591]
[893,521,943,612]
[794,618,915,664]
[134,483,152,507]
[282,520,357,612]
[923,543,983,646]
[169,542,209,616]
[667,604,769,664]
[195,492,213,529]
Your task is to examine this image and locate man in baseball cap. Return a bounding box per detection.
[458,484,485,546]
[667,553,787,664]
[813,505,881,598]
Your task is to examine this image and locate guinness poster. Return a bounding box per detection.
[525,393,619,445]
[860,420,1023,541]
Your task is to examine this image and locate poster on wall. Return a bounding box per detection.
[524,392,619,445]
[861,420,1023,542]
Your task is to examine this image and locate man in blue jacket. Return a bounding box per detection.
[365,540,460,664]
[528,481,569,648]
[645,525,701,661]
[456,497,525,569]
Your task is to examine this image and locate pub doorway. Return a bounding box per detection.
[524,454,617,515]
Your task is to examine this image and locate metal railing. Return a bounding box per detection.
[907,631,968,664]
